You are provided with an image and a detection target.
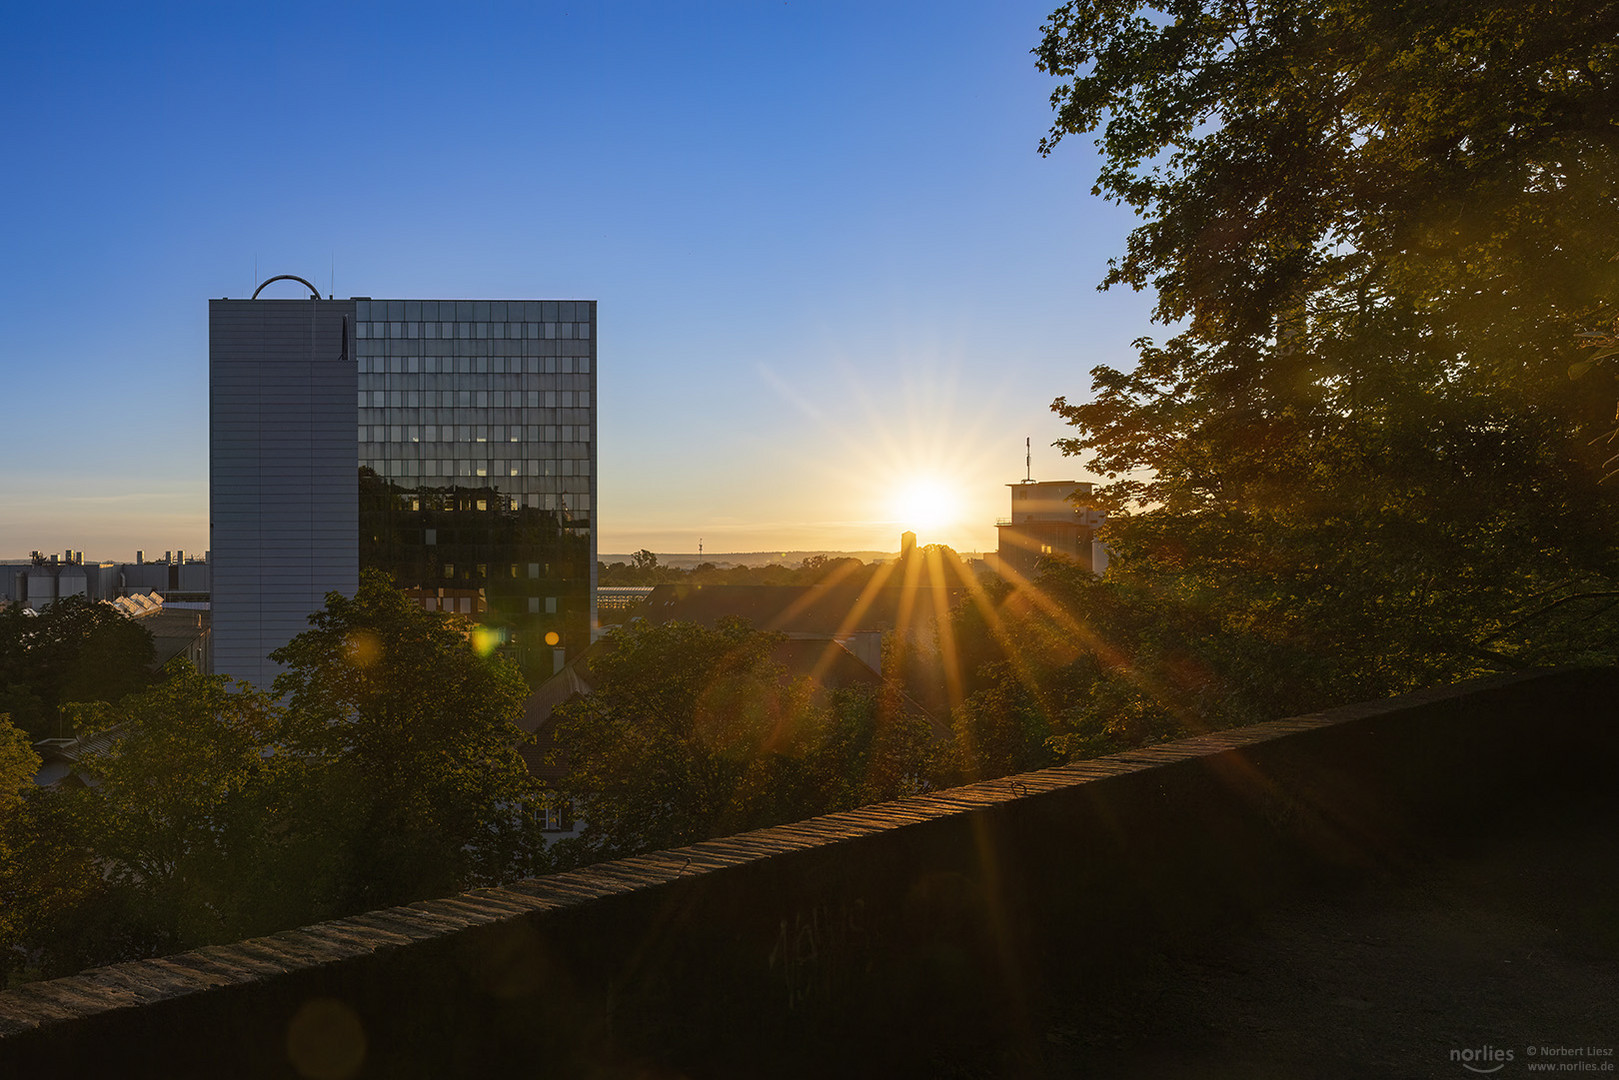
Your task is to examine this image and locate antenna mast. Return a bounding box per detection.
[1025,436,1032,483]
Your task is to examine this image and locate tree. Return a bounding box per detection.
[1038,0,1619,416]
[0,716,36,820]
[952,664,1061,781]
[0,668,311,982]
[551,620,802,861]
[0,596,155,739]
[32,668,292,971]
[1037,0,1619,489]
[0,576,555,985]
[269,570,547,910]
[1028,0,1619,724]
[0,716,41,975]
[1571,314,1619,479]
[806,684,939,811]
[550,620,939,865]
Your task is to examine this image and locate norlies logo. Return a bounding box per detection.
[1452,1045,1516,1073]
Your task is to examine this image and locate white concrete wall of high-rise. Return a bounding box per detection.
[209,298,359,689]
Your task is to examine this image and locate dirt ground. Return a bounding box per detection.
[945,795,1619,1080]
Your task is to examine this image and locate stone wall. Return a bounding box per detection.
[2,667,1614,1077]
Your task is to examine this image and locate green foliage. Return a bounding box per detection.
[948,559,1333,774]
[12,668,292,975]
[270,569,547,908]
[1038,0,1619,388]
[0,784,111,986]
[1571,315,1619,479]
[812,684,939,811]
[550,620,939,866]
[0,716,37,810]
[1009,0,1619,739]
[1,572,550,984]
[952,663,1061,781]
[73,672,278,912]
[0,596,155,740]
[0,717,41,962]
[551,620,803,860]
[1037,0,1619,490]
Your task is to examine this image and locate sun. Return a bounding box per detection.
[894,477,960,534]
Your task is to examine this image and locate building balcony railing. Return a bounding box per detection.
[997,516,1093,527]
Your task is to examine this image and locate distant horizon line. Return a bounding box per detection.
[601,546,987,561]
[0,546,992,564]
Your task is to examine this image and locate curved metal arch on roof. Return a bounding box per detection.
[250,274,322,300]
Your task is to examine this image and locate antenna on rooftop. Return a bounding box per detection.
[1025,436,1032,483]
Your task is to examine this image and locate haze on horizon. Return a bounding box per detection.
[0,2,1154,562]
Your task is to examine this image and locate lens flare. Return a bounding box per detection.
[470,626,504,656]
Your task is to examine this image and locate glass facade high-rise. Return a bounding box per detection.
[210,292,596,689]
[354,298,596,679]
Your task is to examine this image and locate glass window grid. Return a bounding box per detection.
[356,304,595,665]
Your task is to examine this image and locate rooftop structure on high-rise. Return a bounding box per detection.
[994,479,1106,579]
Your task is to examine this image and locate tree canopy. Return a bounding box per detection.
[17,668,291,973]
[269,569,546,908]
[0,596,155,740]
[1023,0,1619,721]
[0,719,40,963]
[549,619,940,865]
[1,572,550,985]
[1039,0,1619,493]
[1038,0,1619,411]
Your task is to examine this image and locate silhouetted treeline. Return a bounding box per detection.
[598,550,883,588]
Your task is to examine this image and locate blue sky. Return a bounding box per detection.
[0,1,1155,559]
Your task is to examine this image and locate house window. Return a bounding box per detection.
[541,800,567,831]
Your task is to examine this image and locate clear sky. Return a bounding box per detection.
[0,1,1154,561]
